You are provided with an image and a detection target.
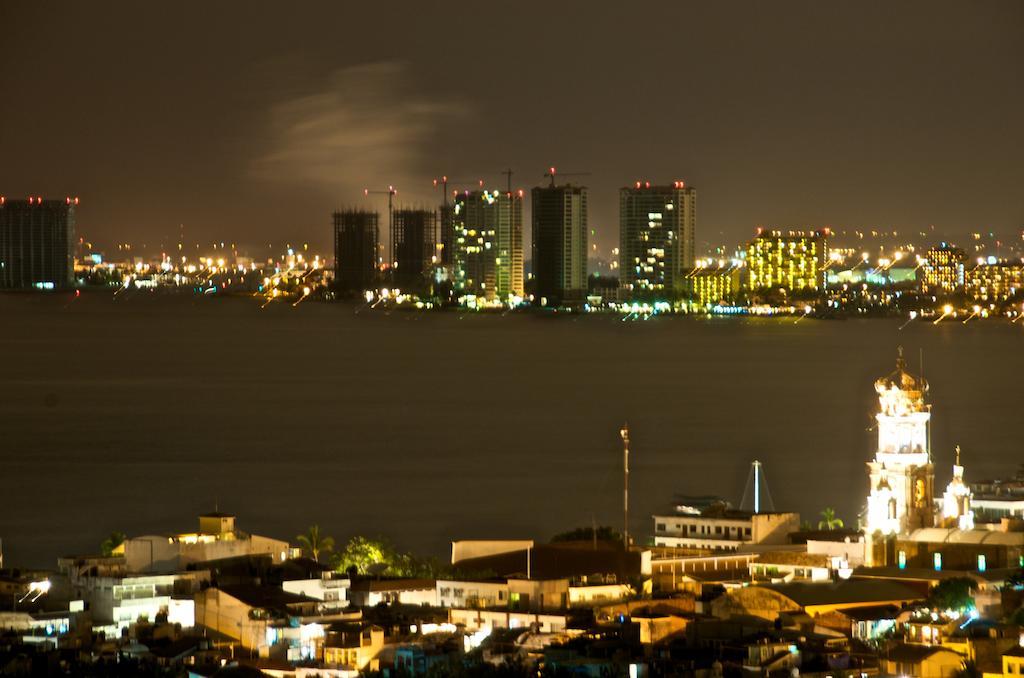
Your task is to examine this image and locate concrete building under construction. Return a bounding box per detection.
[392,208,437,296]
[333,209,378,297]
[0,196,76,289]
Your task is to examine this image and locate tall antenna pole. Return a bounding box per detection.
[620,423,630,549]
[753,460,761,514]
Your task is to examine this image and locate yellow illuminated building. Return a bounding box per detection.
[746,229,828,292]
[687,264,743,307]
[921,245,965,294]
[965,260,1024,303]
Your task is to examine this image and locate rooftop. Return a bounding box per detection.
[454,541,644,580]
[762,580,923,607]
[754,551,831,568]
[350,578,435,592]
[885,643,961,663]
[904,527,1024,546]
[217,584,318,611]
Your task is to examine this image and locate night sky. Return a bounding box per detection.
[1,1,1022,257]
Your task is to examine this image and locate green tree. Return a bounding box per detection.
[296,524,335,564]
[818,507,844,530]
[100,531,127,557]
[926,577,978,613]
[336,536,396,575]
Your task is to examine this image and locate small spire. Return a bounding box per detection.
[955,445,961,466]
[896,345,905,370]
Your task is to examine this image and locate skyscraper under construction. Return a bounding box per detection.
[332,209,378,297]
[0,197,76,289]
[392,208,437,296]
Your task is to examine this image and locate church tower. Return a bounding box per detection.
[942,446,975,529]
[865,348,936,536]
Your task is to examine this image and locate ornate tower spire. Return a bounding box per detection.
[865,348,935,536]
[943,445,974,529]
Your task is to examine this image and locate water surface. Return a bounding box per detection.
[1,292,1020,567]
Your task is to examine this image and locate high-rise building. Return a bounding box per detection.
[332,210,378,297]
[921,244,966,294]
[618,181,696,299]
[0,196,76,289]
[746,229,829,293]
[531,184,587,306]
[965,259,1024,303]
[864,349,935,538]
[392,208,437,295]
[687,263,744,307]
[449,189,523,303]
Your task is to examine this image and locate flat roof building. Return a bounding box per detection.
[618,181,696,299]
[449,189,523,303]
[0,196,76,289]
[652,503,800,551]
[392,208,437,296]
[965,259,1024,304]
[333,209,378,297]
[532,184,588,306]
[921,244,966,294]
[746,229,829,294]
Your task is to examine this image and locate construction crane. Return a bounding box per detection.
[364,185,397,269]
[500,168,514,195]
[432,176,486,212]
[543,166,591,187]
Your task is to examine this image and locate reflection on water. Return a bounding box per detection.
[1,293,1020,566]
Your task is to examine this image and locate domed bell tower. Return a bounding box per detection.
[865,348,936,538]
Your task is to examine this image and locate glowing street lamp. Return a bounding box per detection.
[933,304,954,325]
[899,310,919,331]
[19,580,51,604]
[962,305,982,324]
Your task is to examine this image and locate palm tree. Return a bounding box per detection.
[100,531,127,556]
[296,524,335,563]
[818,507,844,530]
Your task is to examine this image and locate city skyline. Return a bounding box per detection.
[1,1,1022,256]
[5,4,1024,669]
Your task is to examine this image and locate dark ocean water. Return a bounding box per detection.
[1,292,1021,567]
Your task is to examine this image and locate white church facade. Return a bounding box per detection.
[863,349,980,566]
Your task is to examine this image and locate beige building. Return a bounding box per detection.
[881,643,965,678]
[448,607,567,633]
[124,513,290,574]
[348,579,436,607]
[748,551,833,582]
[652,506,800,551]
[322,625,384,671]
[436,579,508,608]
[193,585,321,655]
